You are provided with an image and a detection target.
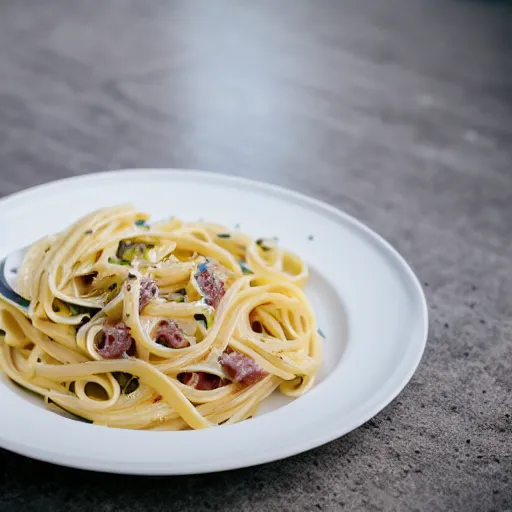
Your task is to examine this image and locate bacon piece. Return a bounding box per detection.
[179,372,222,390]
[139,277,159,312]
[98,322,134,359]
[196,267,225,308]
[219,351,267,385]
[155,320,189,349]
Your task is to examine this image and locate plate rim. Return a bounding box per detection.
[0,168,428,474]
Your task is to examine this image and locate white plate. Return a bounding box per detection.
[0,169,428,474]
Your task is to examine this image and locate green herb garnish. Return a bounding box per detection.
[68,303,96,317]
[135,219,148,227]
[116,241,154,262]
[124,377,139,394]
[108,256,131,266]
[113,372,140,395]
[194,311,214,329]
[217,233,231,239]
[239,261,254,275]
[52,299,96,318]
[317,328,326,339]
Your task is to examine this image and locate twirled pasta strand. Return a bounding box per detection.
[0,205,322,430]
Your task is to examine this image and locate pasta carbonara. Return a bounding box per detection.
[0,205,322,430]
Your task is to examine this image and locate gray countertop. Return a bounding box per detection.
[0,0,511,510]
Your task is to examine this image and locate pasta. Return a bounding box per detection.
[0,205,322,430]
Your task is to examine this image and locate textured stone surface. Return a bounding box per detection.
[0,0,511,510]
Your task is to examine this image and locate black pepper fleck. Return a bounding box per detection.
[308,235,314,241]
[444,322,449,328]
[466,439,471,444]
[471,285,477,291]
[127,285,131,292]
[84,229,93,235]
[424,282,429,287]
[480,319,486,324]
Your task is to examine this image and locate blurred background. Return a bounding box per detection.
[0,1,511,511]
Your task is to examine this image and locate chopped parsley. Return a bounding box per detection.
[116,241,153,262]
[239,260,254,275]
[217,233,231,239]
[68,303,96,317]
[113,372,139,395]
[52,299,97,318]
[317,328,326,339]
[108,257,131,266]
[194,312,214,329]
